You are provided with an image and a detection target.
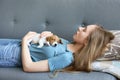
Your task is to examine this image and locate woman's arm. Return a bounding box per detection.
[22,31,51,72]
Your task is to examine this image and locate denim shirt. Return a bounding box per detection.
[29,38,74,71]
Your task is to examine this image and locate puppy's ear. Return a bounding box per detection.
[46,36,51,41]
[58,39,63,44]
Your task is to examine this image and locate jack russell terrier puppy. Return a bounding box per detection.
[27,34,62,48]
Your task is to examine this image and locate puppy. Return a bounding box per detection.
[28,34,62,48]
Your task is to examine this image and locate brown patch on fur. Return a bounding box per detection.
[46,35,62,45]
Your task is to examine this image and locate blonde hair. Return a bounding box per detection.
[65,24,115,72]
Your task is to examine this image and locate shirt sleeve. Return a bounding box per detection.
[48,52,74,71]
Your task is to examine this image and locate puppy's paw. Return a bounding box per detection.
[27,39,32,46]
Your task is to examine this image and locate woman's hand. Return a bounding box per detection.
[22,31,53,43]
[40,31,53,38]
[22,31,37,43]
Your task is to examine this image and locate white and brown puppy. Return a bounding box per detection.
[28,34,62,48]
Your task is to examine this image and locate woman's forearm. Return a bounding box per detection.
[22,39,49,72]
[22,39,33,71]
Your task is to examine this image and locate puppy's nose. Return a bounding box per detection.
[54,44,57,47]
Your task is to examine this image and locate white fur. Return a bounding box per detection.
[37,37,50,48]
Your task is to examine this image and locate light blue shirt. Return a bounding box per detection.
[29,38,74,71]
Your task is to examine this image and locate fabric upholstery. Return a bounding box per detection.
[0,0,120,41]
[0,68,117,80]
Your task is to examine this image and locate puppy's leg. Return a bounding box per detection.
[46,41,50,46]
[37,41,44,48]
[27,39,32,46]
[37,38,46,48]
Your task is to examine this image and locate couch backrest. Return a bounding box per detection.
[0,0,120,40]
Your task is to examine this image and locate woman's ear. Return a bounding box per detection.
[84,38,88,46]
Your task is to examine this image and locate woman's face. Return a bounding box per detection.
[73,25,97,44]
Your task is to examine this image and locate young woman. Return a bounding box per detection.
[0,24,114,72]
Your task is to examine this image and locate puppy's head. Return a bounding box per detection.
[46,35,62,46]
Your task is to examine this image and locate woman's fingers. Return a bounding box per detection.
[23,31,37,41]
[40,31,53,38]
[23,31,53,42]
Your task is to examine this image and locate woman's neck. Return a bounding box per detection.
[67,43,84,53]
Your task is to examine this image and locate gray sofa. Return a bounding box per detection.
[0,0,119,80]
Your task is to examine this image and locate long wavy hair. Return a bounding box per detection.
[64,24,115,72]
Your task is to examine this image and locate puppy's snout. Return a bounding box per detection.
[52,42,58,47]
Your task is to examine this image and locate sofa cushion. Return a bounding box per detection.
[92,60,120,79]
[0,68,117,80]
[97,30,120,61]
